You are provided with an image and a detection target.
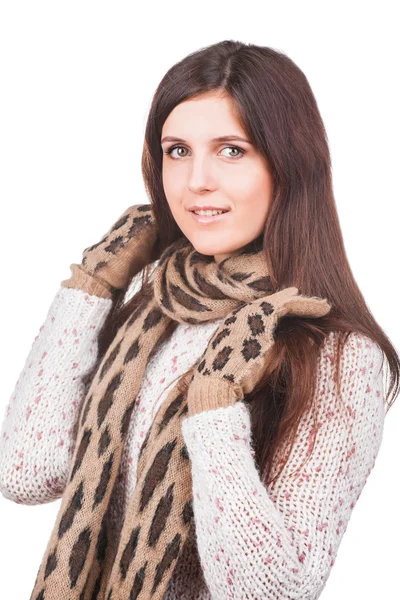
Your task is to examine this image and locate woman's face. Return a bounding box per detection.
[161,91,274,264]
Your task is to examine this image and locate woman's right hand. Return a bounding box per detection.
[61,203,160,298]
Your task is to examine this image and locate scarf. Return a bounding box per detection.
[30,211,330,600]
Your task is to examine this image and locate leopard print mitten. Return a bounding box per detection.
[187,287,331,416]
[61,204,159,299]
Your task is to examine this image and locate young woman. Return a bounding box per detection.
[1,40,398,600]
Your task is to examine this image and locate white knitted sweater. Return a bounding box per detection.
[0,287,386,599]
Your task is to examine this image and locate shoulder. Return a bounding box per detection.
[319,330,384,383]
[315,330,386,429]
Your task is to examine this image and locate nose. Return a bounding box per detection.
[187,154,215,194]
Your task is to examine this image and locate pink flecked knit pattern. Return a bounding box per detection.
[0,287,386,599]
[0,287,112,504]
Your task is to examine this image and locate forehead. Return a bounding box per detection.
[161,93,246,140]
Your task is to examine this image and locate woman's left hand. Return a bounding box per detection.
[187,287,331,416]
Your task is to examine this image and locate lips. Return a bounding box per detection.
[189,206,230,213]
[189,210,231,224]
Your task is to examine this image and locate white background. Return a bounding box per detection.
[0,1,399,597]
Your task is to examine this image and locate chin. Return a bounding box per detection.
[184,230,243,258]
[190,240,234,257]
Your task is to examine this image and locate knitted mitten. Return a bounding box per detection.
[187,287,331,416]
[61,203,159,299]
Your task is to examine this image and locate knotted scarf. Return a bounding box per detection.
[30,219,331,600]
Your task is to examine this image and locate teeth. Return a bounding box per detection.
[194,209,226,216]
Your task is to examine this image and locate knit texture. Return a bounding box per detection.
[0,287,112,503]
[0,286,386,599]
[29,231,332,600]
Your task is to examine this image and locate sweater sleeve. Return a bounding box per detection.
[181,332,386,599]
[0,286,112,505]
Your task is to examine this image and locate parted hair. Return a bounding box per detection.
[83,40,399,485]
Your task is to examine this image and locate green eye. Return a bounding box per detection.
[220,146,245,158]
[164,145,245,160]
[165,146,188,158]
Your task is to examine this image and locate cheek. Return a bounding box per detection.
[162,167,173,196]
[162,176,180,214]
[235,173,272,213]
[230,173,272,236]
[163,167,185,205]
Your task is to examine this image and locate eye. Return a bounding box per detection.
[164,145,189,159]
[220,146,245,159]
[163,145,246,160]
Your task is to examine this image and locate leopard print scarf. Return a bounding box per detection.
[29,232,319,600]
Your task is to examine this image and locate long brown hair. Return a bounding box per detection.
[86,40,399,485]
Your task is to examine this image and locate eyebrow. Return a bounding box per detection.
[160,135,252,145]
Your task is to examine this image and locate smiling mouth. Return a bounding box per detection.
[190,209,230,216]
[189,210,231,224]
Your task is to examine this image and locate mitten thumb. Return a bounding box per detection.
[270,287,332,320]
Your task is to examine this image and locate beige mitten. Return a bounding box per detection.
[187,287,332,416]
[61,204,159,299]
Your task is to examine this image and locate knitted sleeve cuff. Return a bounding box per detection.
[186,376,244,417]
[61,263,114,300]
